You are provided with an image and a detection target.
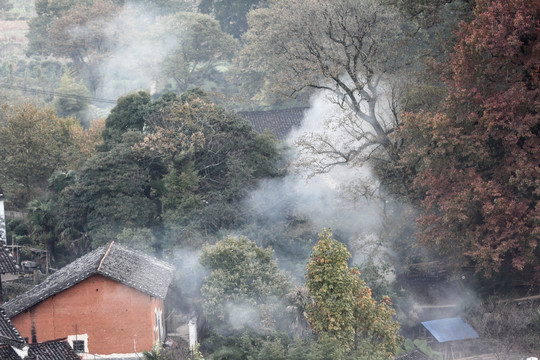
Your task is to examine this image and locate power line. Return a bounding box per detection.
[0,83,118,104]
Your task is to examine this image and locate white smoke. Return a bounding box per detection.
[96,4,177,101]
[245,91,389,262]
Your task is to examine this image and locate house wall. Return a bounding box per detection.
[0,197,6,244]
[10,274,165,356]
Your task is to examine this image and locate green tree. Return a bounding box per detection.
[27,197,57,265]
[101,90,151,148]
[156,12,238,92]
[200,236,290,329]
[26,0,76,56]
[54,132,164,254]
[306,229,401,357]
[0,102,88,207]
[54,69,91,123]
[46,0,120,92]
[198,0,264,39]
[115,227,157,253]
[136,91,279,238]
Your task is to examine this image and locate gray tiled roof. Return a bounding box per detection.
[0,344,21,360]
[0,244,19,275]
[395,349,434,360]
[239,107,307,141]
[0,309,24,348]
[26,339,80,360]
[4,242,174,318]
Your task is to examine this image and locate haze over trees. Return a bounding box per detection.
[0,0,538,358]
[241,0,406,174]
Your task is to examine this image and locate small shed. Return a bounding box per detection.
[421,317,479,360]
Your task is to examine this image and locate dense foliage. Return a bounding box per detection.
[137,90,280,241]
[0,102,97,207]
[200,236,290,329]
[306,229,401,357]
[0,0,538,357]
[399,0,540,277]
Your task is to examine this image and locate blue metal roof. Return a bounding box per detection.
[421,317,479,343]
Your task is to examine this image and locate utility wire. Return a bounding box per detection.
[0,83,118,104]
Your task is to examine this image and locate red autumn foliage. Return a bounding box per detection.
[400,0,540,277]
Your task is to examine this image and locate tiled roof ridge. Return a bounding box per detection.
[104,242,174,271]
[0,344,20,360]
[238,107,308,141]
[238,106,309,115]
[97,241,114,271]
[28,337,68,345]
[3,245,108,317]
[96,242,175,298]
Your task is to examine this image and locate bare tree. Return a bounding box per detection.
[241,0,408,175]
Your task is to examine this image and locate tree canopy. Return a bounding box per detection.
[306,229,401,357]
[242,0,406,172]
[157,12,238,93]
[198,0,264,39]
[136,91,279,238]
[0,102,94,207]
[200,236,290,329]
[399,0,540,277]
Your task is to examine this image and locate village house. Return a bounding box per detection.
[3,241,175,359]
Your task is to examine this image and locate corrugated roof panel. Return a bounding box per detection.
[422,317,479,343]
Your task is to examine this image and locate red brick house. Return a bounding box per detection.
[3,242,175,358]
